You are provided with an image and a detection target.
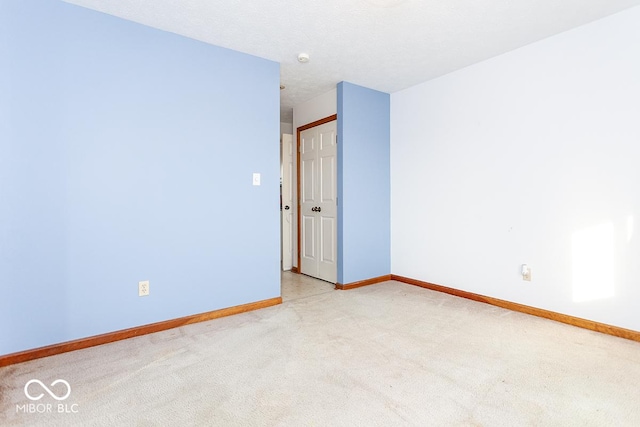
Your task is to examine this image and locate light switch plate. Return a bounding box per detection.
[253,173,261,186]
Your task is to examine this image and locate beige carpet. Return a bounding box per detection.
[1,279,640,426]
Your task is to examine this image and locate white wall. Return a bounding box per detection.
[280,122,293,136]
[391,6,640,331]
[291,89,337,268]
[293,89,337,133]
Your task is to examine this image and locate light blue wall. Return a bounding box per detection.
[337,82,391,284]
[0,0,280,355]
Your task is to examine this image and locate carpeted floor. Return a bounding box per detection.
[1,277,640,426]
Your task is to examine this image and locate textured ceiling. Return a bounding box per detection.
[65,0,640,123]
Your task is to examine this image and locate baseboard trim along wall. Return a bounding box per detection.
[335,275,392,290]
[5,275,637,367]
[0,297,282,367]
[391,275,640,343]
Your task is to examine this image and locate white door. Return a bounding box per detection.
[281,133,294,271]
[299,121,337,283]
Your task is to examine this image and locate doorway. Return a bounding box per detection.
[297,115,338,283]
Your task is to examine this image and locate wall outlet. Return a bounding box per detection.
[138,280,149,296]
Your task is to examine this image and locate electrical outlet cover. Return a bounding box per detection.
[138,280,150,296]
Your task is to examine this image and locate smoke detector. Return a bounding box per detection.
[297,53,310,63]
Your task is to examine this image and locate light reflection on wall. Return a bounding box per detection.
[572,222,614,302]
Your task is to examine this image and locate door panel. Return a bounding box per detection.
[299,120,337,283]
[320,155,335,202]
[281,134,293,271]
[320,217,335,263]
[301,214,316,274]
[302,158,315,202]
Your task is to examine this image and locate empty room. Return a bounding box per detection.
[2,0,640,425]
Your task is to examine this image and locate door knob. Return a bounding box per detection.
[284,205,290,210]
[317,207,321,212]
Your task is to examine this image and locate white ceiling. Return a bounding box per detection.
[65,0,640,123]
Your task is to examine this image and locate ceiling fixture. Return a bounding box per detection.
[297,53,310,63]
